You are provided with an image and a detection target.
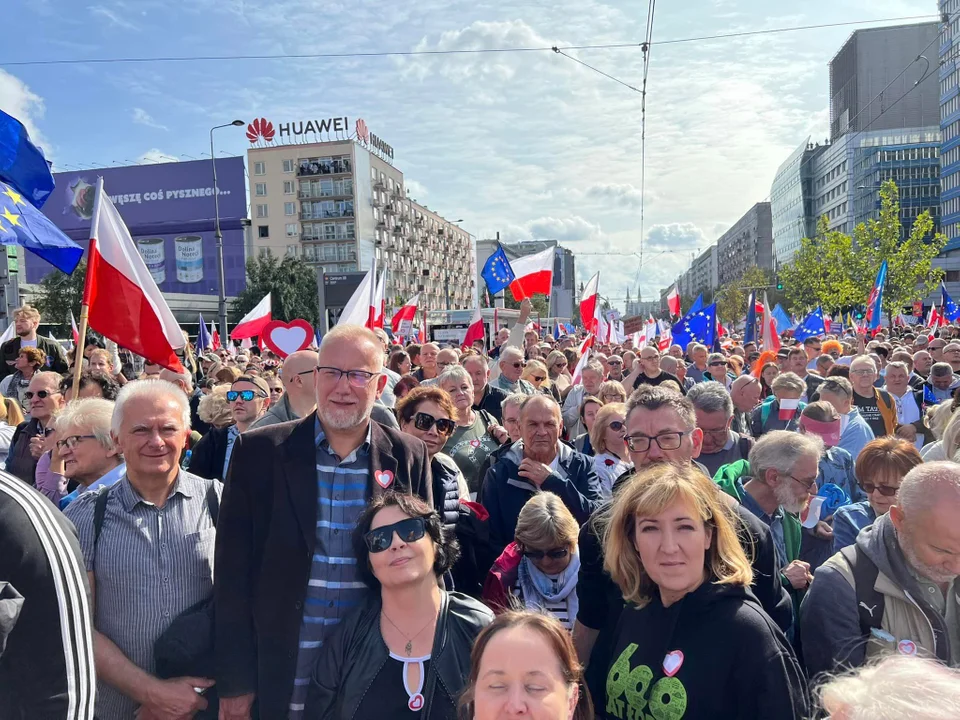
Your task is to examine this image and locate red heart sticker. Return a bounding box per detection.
[897,639,917,656]
[662,650,684,677]
[374,470,394,489]
[261,319,315,359]
[408,693,424,712]
[470,439,481,448]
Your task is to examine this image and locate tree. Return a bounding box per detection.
[32,261,86,330]
[714,267,773,327]
[232,251,320,325]
[503,293,550,318]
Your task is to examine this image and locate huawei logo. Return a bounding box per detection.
[356,118,370,143]
[246,118,275,144]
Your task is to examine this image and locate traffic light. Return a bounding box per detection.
[776,280,784,291]
[855,310,864,320]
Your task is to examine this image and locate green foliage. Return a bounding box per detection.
[714,267,772,325]
[232,251,320,325]
[32,260,86,330]
[503,293,551,318]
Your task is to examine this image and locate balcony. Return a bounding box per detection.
[298,160,352,177]
[300,207,355,220]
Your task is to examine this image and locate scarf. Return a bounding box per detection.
[517,546,581,622]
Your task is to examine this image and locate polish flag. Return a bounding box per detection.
[232,292,272,340]
[779,398,800,422]
[572,347,592,385]
[657,319,672,351]
[824,315,832,333]
[371,270,386,328]
[337,266,384,329]
[666,285,681,317]
[580,272,600,334]
[211,322,221,351]
[509,247,554,301]
[70,309,79,348]
[84,179,185,372]
[462,308,485,348]
[762,292,781,352]
[577,334,595,356]
[391,293,420,337]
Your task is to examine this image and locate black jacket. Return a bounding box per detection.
[214,414,433,719]
[306,591,493,720]
[6,419,47,486]
[473,384,508,423]
[432,453,462,531]
[187,425,232,481]
[0,337,68,380]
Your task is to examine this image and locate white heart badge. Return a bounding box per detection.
[662,650,684,677]
[470,439,481,448]
[897,639,917,656]
[408,693,424,712]
[374,470,394,489]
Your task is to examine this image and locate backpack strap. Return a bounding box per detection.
[91,483,116,573]
[205,482,220,527]
[840,544,885,635]
[737,435,754,460]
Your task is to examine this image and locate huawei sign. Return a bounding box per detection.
[246,118,275,144]
[355,118,370,143]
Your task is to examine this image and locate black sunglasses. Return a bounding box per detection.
[609,420,625,431]
[364,517,427,553]
[24,390,60,400]
[532,375,546,382]
[708,361,727,367]
[227,390,265,402]
[414,412,456,436]
[859,481,898,497]
[522,547,569,560]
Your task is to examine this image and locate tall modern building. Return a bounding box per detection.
[771,138,821,266]
[716,202,773,285]
[246,118,474,311]
[939,1,960,295]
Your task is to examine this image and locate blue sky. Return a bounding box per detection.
[0,0,940,310]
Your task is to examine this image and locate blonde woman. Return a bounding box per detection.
[522,359,560,402]
[601,463,807,719]
[589,403,631,497]
[920,401,960,461]
[0,396,24,456]
[545,350,572,396]
[197,385,234,429]
[597,380,627,405]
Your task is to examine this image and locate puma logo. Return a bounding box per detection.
[859,601,877,618]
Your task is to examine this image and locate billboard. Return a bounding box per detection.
[29,158,248,296]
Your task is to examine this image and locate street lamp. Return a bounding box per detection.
[210,120,245,341]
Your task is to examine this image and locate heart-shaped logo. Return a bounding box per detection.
[374,470,394,489]
[262,319,315,358]
[470,439,481,448]
[897,639,917,656]
[408,693,424,712]
[662,650,684,677]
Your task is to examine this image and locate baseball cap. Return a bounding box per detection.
[234,375,270,397]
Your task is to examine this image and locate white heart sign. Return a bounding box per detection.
[662,650,684,677]
[375,470,394,489]
[269,326,308,356]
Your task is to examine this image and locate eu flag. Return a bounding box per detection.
[743,290,757,345]
[481,244,516,295]
[0,180,83,274]
[671,303,716,350]
[793,307,826,342]
[689,294,704,314]
[196,313,213,351]
[0,109,55,209]
[942,283,960,322]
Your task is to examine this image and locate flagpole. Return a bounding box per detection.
[367,257,377,329]
[72,177,104,399]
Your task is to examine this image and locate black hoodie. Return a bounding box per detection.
[603,581,808,720]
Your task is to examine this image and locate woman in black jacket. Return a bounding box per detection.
[306,492,493,719]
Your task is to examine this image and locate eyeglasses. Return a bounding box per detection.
[270,387,284,394]
[607,359,623,365]
[554,362,568,368]
[506,362,523,369]
[625,430,692,452]
[522,547,569,560]
[859,481,898,497]
[24,390,61,400]
[437,361,456,369]
[641,355,659,361]
[708,361,727,367]
[316,366,380,387]
[784,474,819,492]
[413,412,456,436]
[532,375,546,382]
[609,420,625,431]
[56,434,96,451]
[227,390,267,402]
[850,369,875,376]
[364,517,427,553]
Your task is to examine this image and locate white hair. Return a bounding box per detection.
[55,398,117,451]
[501,393,526,413]
[437,365,472,388]
[818,655,960,720]
[687,381,733,417]
[499,346,524,363]
[748,430,823,480]
[898,461,960,516]
[111,379,191,435]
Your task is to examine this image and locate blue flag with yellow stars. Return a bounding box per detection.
[793,306,826,342]
[671,302,716,350]
[480,244,516,295]
[0,180,83,274]
[0,108,55,209]
[942,283,960,322]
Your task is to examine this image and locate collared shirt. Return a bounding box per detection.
[223,424,240,479]
[492,374,536,396]
[64,470,219,720]
[58,462,127,510]
[288,421,372,719]
[739,481,788,568]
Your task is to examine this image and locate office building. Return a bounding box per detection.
[247,122,474,311]
[771,138,821,266]
[716,202,773,285]
[475,239,577,319]
[687,246,718,301]
[938,1,960,296]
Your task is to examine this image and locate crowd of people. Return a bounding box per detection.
[2,297,960,720]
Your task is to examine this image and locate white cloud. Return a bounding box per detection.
[132,107,167,131]
[500,215,601,243]
[585,182,645,209]
[0,70,50,154]
[404,178,428,201]
[88,4,139,30]
[137,148,178,164]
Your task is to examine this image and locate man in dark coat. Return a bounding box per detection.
[0,305,68,379]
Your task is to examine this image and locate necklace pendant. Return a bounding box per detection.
[405,640,413,655]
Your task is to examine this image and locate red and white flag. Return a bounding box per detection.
[657,319,672,351]
[232,292,272,340]
[509,247,554,301]
[372,270,386,328]
[572,347,592,385]
[462,308,485,348]
[761,291,781,353]
[779,398,800,422]
[577,334,595,356]
[391,293,420,338]
[210,322,221,351]
[84,179,185,371]
[580,272,600,334]
[666,285,681,317]
[70,310,79,348]
[337,265,384,329]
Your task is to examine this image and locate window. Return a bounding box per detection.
[282,159,295,173]
[284,181,295,195]
[286,223,298,237]
[255,183,267,196]
[256,204,268,218]
[258,225,269,239]
[254,161,266,176]
[284,202,296,216]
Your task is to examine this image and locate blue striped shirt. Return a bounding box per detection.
[288,422,372,718]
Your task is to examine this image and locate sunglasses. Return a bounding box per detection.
[507,362,523,369]
[522,547,569,560]
[364,517,427,553]
[859,482,898,497]
[414,411,456,436]
[24,390,60,400]
[227,390,266,402]
[609,420,625,431]
[708,361,727,367]
[270,387,284,394]
[608,359,622,365]
[532,375,546,382]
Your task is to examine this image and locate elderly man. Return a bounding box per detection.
[929,337,947,363]
[686,343,709,383]
[413,341,440,382]
[924,361,960,402]
[420,347,460,387]
[56,398,126,509]
[849,356,897,437]
[913,349,933,381]
[482,394,601,553]
[883,360,927,449]
[818,376,875,461]
[625,346,683,392]
[0,304,68,379]
[659,354,694,391]
[64,380,220,720]
[716,430,823,601]
[491,345,536,395]
[251,350,318,429]
[561,360,604,438]
[215,325,432,720]
[463,353,507,422]
[189,375,271,481]
[688,381,754,477]
[751,372,806,437]
[6,371,64,486]
[731,374,762,436]
[705,352,732,387]
[801,462,960,677]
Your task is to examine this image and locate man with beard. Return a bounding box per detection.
[801,462,960,677]
[0,304,68,379]
[214,325,432,720]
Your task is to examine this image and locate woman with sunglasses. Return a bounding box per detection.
[306,492,493,719]
[832,437,922,553]
[482,492,581,629]
[522,359,561,403]
[589,403,631,496]
[597,380,627,405]
[546,350,572,397]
